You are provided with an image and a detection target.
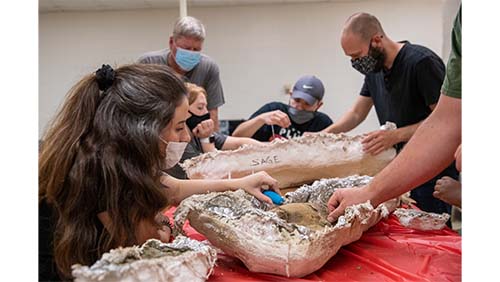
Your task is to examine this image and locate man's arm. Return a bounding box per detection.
[209,108,220,132]
[323,96,373,134]
[327,94,461,221]
[232,110,290,138]
[231,115,266,138]
[370,96,460,204]
[205,60,225,132]
[362,103,437,155]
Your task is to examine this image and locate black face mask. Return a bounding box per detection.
[186,111,211,130]
[351,40,386,75]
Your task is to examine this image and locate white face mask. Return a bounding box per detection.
[160,137,188,169]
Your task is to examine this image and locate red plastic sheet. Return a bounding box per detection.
[165,207,461,282]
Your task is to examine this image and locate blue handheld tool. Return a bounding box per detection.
[263,190,284,205]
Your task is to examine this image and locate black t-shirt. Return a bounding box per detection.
[359,41,459,209]
[249,102,333,141]
[360,42,444,134]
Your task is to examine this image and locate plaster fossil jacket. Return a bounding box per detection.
[174,175,401,278]
[181,130,397,189]
[71,236,217,282]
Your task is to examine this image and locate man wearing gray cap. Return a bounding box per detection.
[232,75,333,141]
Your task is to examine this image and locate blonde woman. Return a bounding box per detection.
[166,83,263,179]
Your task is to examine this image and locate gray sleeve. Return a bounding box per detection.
[204,61,225,110]
[137,49,168,65]
[137,53,155,64]
[164,164,187,179]
[213,132,227,150]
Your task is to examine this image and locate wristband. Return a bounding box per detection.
[200,135,215,144]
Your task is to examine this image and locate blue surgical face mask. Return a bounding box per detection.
[175,47,201,72]
[288,106,316,125]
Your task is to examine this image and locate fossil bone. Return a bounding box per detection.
[180,128,396,189]
[174,175,400,278]
[393,208,450,231]
[71,236,217,282]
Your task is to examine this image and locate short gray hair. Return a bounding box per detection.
[173,16,206,41]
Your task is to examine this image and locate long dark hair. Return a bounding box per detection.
[39,63,186,277]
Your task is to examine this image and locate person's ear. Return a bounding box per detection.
[371,34,384,48]
[169,36,175,50]
[315,101,324,111]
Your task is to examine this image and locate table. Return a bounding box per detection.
[165,207,461,282]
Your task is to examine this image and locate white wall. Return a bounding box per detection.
[40,0,449,138]
[441,0,461,63]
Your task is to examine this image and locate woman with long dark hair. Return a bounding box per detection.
[39,63,278,281]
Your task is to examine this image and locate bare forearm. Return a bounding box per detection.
[201,142,216,153]
[177,179,239,201]
[325,96,372,134]
[324,111,363,134]
[209,108,220,132]
[394,121,422,143]
[222,136,262,150]
[163,176,241,205]
[367,94,461,206]
[232,117,264,137]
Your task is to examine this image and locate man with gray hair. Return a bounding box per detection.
[320,12,459,216]
[139,16,225,131]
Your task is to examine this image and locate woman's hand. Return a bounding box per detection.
[135,216,171,243]
[236,171,280,204]
[193,119,215,138]
[98,211,171,244]
[154,212,172,242]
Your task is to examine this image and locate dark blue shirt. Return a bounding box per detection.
[249,102,333,141]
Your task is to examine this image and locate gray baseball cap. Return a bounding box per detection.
[291,75,325,105]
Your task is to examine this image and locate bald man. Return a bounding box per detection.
[327,7,461,222]
[321,13,459,216]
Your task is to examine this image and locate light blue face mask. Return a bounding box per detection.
[175,47,201,71]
